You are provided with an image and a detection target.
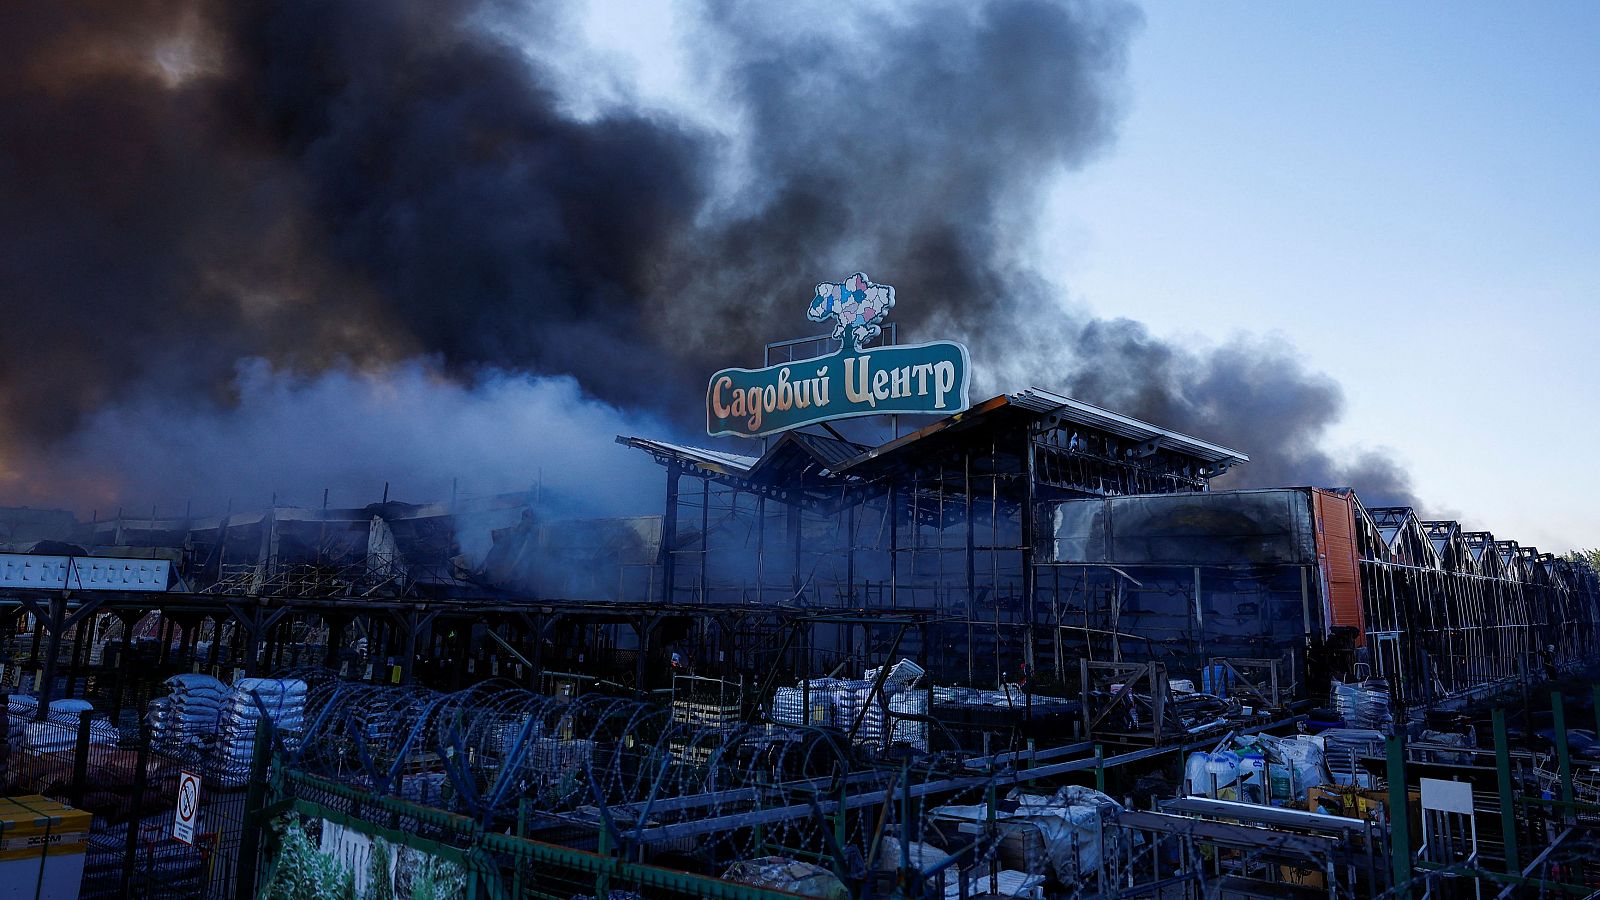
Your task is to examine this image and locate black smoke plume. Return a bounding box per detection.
[0,0,1417,515]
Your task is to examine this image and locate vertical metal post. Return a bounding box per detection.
[788,502,804,597]
[888,484,899,609]
[1386,734,1411,897]
[112,613,135,718]
[900,756,912,880]
[1492,708,1519,873]
[846,504,856,606]
[835,775,847,851]
[35,597,65,720]
[401,611,419,684]
[234,717,274,900]
[661,464,680,603]
[596,825,612,899]
[70,709,92,808]
[700,476,710,603]
[965,453,976,684]
[514,798,528,898]
[1592,683,1600,739]
[1021,433,1037,676]
[1552,690,1575,821]
[120,724,150,897]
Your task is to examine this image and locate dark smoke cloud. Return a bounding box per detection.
[1051,320,1418,506]
[652,0,1138,364]
[0,0,1422,516]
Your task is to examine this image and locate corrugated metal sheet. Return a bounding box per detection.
[785,432,867,470]
[1313,489,1364,644]
[615,437,760,475]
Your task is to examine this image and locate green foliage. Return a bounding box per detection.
[259,819,355,900]
[1564,548,1600,570]
[364,837,395,900]
[401,852,467,900]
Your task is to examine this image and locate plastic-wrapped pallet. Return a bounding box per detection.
[771,687,807,726]
[16,699,118,752]
[772,680,841,727]
[828,680,868,736]
[1318,728,1385,787]
[215,677,308,786]
[1333,681,1392,731]
[888,691,929,751]
[848,684,889,747]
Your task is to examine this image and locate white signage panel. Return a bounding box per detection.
[174,770,201,845]
[0,553,170,591]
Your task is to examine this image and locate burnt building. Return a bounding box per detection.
[622,387,1600,710]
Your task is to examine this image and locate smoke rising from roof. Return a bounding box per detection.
[0,0,1417,515]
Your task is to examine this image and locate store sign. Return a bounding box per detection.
[0,552,170,591]
[707,273,970,438]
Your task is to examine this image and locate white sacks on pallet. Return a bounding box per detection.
[215,677,308,787]
[151,673,228,750]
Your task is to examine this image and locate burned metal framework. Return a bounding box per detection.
[622,388,1248,691]
[1039,489,1600,716]
[1355,505,1600,706]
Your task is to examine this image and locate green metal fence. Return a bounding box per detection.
[257,764,809,900]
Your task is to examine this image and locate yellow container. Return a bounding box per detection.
[0,795,91,900]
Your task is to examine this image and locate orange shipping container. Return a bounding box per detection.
[1312,489,1365,645]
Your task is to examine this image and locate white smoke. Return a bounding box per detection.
[1,359,665,518]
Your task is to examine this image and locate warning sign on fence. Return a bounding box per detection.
[174,770,201,845]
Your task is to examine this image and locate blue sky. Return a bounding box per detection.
[1037,2,1599,550]
[578,0,1598,551]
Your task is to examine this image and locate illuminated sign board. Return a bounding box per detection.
[707,273,970,438]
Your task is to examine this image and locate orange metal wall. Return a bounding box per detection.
[1313,489,1365,644]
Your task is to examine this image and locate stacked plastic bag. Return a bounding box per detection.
[1183,732,1329,804]
[10,697,118,752]
[771,661,929,753]
[1318,728,1385,787]
[888,692,929,751]
[722,857,848,900]
[215,677,307,786]
[772,679,843,727]
[1334,680,1392,730]
[150,674,228,750]
[834,681,878,744]
[930,786,1121,886]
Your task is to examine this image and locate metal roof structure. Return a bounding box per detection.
[622,387,1249,488]
[614,437,760,477]
[1009,389,1249,465]
[834,389,1248,476]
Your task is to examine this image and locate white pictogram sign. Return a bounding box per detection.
[174,770,201,845]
